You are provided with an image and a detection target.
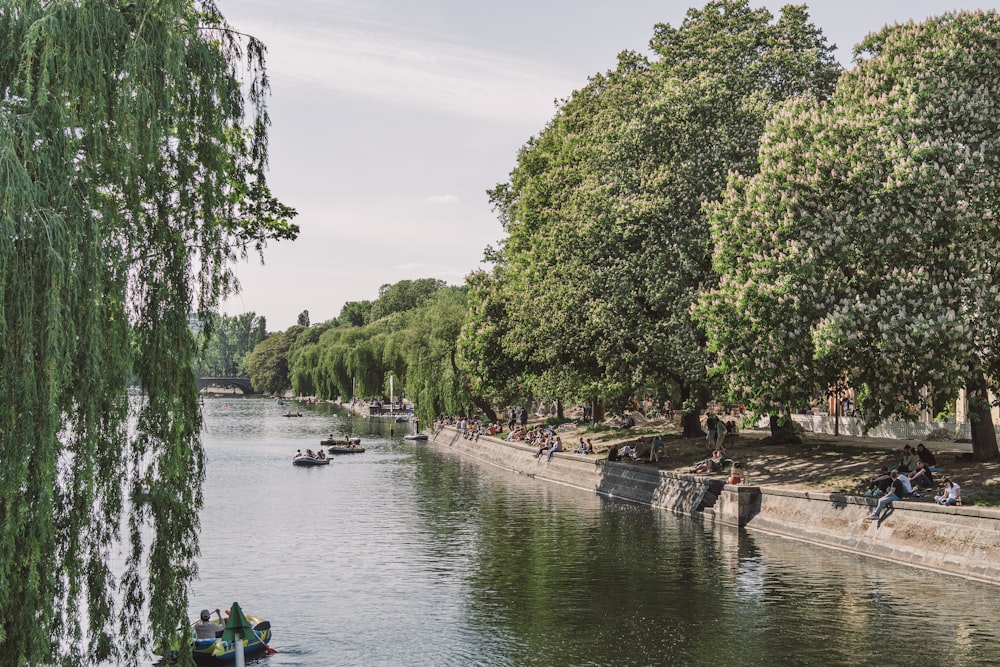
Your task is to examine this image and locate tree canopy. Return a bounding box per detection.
[245,328,298,395]
[196,312,268,378]
[696,10,1000,460]
[0,1,296,664]
[283,281,477,423]
[462,0,839,432]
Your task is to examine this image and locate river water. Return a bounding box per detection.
[187,398,1000,666]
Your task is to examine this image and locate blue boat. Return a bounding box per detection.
[190,602,274,665]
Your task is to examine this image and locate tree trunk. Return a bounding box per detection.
[967,376,1000,462]
[471,395,498,423]
[556,398,564,420]
[679,385,703,439]
[449,349,497,423]
[592,398,606,424]
[681,412,703,439]
[761,411,802,445]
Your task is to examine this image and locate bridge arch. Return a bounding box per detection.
[198,376,256,394]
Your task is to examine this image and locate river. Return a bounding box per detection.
[186,397,1000,666]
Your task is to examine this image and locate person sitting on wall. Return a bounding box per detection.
[545,436,564,461]
[606,445,620,462]
[727,461,745,485]
[532,434,551,459]
[864,467,892,497]
[935,477,962,506]
[866,470,906,520]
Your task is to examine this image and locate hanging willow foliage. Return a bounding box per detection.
[0,1,297,665]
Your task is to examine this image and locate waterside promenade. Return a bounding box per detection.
[426,425,1000,587]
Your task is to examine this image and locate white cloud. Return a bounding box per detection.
[426,194,460,204]
[235,17,577,124]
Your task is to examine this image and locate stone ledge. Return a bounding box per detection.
[428,427,1000,585]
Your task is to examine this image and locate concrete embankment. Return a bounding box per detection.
[428,427,1000,586]
[717,486,1000,585]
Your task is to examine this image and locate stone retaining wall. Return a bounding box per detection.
[428,427,1000,585]
[714,486,1000,585]
[430,428,719,516]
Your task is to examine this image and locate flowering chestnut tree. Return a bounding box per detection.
[462,0,839,433]
[697,11,1000,460]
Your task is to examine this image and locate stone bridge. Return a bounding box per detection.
[198,376,256,394]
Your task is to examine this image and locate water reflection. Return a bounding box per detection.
[183,399,1000,666]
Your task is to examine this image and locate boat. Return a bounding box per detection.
[403,434,428,441]
[188,602,274,665]
[327,444,365,454]
[320,436,361,446]
[282,412,303,418]
[292,453,329,466]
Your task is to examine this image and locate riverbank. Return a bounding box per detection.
[423,420,1000,586]
[543,417,999,506]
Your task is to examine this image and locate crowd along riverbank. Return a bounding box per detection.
[424,424,1000,587]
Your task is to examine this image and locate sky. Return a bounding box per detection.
[216,0,999,331]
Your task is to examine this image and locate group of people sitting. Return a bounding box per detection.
[605,439,659,462]
[689,448,745,484]
[864,443,939,498]
[864,442,962,521]
[692,448,729,474]
[292,448,326,460]
[533,434,564,461]
[433,415,507,441]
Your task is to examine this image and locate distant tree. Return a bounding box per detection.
[197,312,267,377]
[337,300,372,327]
[297,309,310,327]
[460,268,539,409]
[399,287,487,422]
[246,332,293,394]
[697,11,1000,460]
[288,282,480,416]
[0,1,296,664]
[367,278,447,322]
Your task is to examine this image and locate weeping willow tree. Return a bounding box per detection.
[0,1,297,665]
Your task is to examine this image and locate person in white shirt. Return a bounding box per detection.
[935,478,962,506]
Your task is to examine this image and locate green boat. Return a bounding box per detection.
[189,602,274,665]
